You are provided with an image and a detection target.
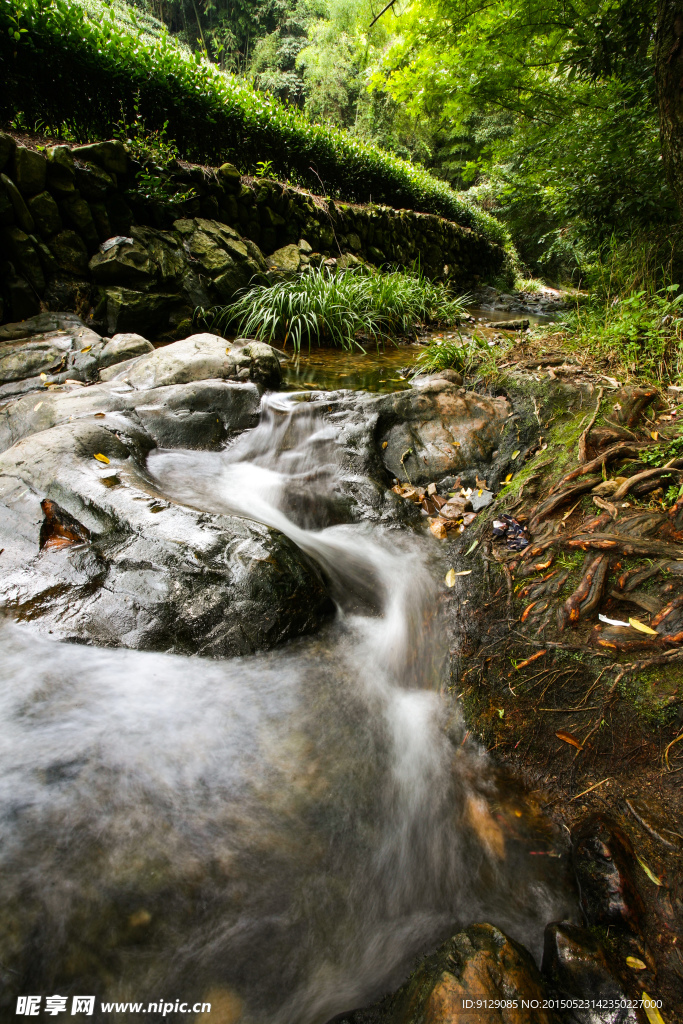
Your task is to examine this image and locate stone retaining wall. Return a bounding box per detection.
[0,134,505,338]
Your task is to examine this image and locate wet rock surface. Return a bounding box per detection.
[336,924,558,1024]
[0,316,323,656]
[542,923,638,1024]
[377,379,511,487]
[0,413,332,655]
[473,284,566,318]
[572,816,646,934]
[0,311,281,404]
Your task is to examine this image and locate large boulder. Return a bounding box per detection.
[103,332,281,391]
[347,924,557,1024]
[0,404,332,655]
[378,379,511,486]
[0,313,102,391]
[0,375,260,454]
[0,313,155,397]
[94,219,265,336]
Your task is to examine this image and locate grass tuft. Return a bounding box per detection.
[199,267,470,352]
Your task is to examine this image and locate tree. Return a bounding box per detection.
[655,0,683,212]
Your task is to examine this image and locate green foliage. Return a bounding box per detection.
[254,159,275,178]
[375,0,675,277]
[411,334,480,375]
[199,265,469,352]
[127,168,197,205]
[545,283,683,381]
[0,0,508,247]
[638,427,683,466]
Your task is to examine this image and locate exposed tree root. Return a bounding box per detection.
[578,386,604,464]
[557,554,609,630]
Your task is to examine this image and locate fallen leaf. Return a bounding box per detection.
[453,569,472,576]
[625,956,647,971]
[64,379,85,386]
[636,856,663,886]
[556,730,584,751]
[629,617,658,635]
[445,568,456,587]
[81,345,92,353]
[94,412,105,419]
[93,453,110,464]
[465,539,479,555]
[40,372,47,380]
[382,441,388,449]
[642,993,666,1024]
[33,401,43,411]
[651,431,659,441]
[511,450,520,459]
[505,473,513,483]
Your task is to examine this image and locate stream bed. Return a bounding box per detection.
[0,381,576,1023]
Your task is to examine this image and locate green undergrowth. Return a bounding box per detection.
[532,282,683,382]
[0,0,509,247]
[198,265,470,352]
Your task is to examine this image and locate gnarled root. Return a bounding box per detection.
[557,553,609,631]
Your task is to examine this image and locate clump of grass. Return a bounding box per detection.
[515,276,544,294]
[411,328,512,377]
[412,335,479,375]
[536,285,683,381]
[199,267,470,352]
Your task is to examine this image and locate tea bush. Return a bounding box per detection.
[0,0,508,247]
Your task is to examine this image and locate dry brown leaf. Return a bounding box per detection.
[556,730,584,751]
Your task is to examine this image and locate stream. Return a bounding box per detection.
[0,387,572,1021]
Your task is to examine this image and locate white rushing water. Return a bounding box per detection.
[0,393,567,1022]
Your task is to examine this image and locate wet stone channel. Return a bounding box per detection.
[0,311,662,1024]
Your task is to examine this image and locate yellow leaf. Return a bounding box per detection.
[33,401,43,411]
[93,453,110,464]
[453,570,472,576]
[637,856,662,886]
[629,617,658,635]
[511,450,520,459]
[642,993,666,1024]
[505,473,513,483]
[40,372,47,380]
[445,568,456,587]
[651,431,659,441]
[625,957,647,970]
[81,345,92,353]
[382,441,388,449]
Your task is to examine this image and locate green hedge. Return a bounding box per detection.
[0,0,509,248]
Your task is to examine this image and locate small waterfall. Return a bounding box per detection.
[0,393,568,1022]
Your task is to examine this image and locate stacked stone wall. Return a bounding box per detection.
[0,134,505,338]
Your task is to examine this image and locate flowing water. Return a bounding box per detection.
[0,391,571,1022]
